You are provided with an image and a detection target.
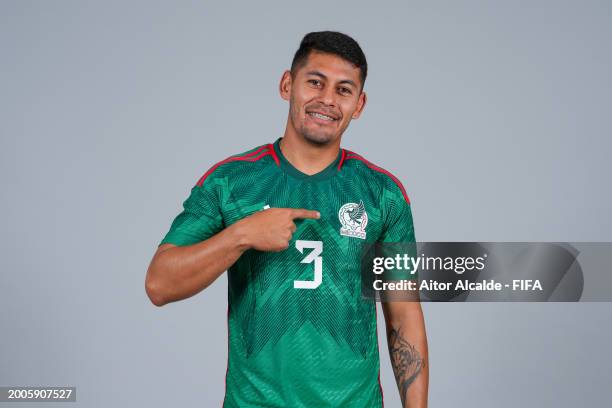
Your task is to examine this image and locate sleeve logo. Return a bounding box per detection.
[338,201,368,239]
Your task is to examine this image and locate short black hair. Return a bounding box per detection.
[290,31,368,89]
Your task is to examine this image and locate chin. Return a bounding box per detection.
[302,133,335,146]
[300,127,336,146]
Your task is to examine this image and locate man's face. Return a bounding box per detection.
[280,51,366,145]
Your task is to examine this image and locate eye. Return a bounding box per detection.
[308,79,322,87]
[338,87,352,95]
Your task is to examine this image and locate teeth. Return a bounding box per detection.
[309,112,335,121]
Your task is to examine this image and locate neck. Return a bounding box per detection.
[280,126,341,176]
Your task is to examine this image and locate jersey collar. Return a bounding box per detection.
[273,138,344,181]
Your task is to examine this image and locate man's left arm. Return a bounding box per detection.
[378,178,428,407]
[382,300,429,408]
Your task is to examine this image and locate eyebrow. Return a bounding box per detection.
[305,70,357,88]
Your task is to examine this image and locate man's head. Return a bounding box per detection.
[280,31,368,146]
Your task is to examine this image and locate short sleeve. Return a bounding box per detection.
[159,178,224,247]
[379,183,415,243]
[378,180,417,282]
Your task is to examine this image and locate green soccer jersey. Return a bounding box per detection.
[161,138,415,407]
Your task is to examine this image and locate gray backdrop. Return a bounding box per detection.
[1,1,611,407]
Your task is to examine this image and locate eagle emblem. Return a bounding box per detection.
[338,201,368,239]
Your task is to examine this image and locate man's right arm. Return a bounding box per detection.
[145,208,319,306]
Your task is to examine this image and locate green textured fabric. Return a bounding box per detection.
[161,138,415,407]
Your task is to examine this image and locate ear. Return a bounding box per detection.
[279,70,292,101]
[351,91,367,119]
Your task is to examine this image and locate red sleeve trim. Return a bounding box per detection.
[344,151,411,204]
[196,145,273,187]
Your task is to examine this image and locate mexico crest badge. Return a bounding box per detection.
[338,200,368,239]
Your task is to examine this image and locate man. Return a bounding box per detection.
[146,31,428,407]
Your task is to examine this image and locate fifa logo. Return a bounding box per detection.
[338,201,368,239]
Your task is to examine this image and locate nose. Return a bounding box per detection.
[318,84,337,107]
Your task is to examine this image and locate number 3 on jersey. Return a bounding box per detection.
[293,240,323,289]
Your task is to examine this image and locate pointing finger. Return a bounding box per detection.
[290,209,320,220]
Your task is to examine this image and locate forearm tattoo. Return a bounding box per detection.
[387,328,425,406]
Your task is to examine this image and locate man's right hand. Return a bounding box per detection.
[235,207,320,252]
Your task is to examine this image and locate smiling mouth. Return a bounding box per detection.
[307,112,338,122]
